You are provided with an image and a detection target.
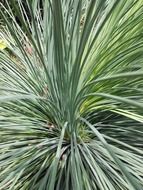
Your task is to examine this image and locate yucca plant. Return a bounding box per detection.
[0,0,143,189]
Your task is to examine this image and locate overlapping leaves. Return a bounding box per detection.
[0,0,143,189]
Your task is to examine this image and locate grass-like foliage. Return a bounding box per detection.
[0,0,143,189]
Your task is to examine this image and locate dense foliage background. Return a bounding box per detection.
[0,0,143,189]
